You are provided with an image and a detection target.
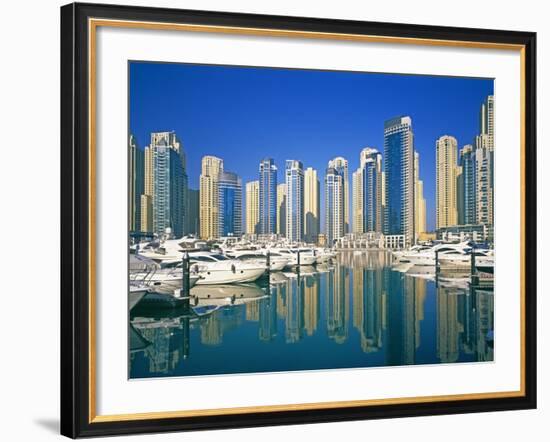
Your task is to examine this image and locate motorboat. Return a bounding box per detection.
[146,268,200,294]
[396,241,473,266]
[129,252,199,295]
[136,238,198,263]
[268,247,317,267]
[392,243,433,260]
[224,250,288,271]
[187,252,266,285]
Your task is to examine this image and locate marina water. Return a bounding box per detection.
[130,251,494,378]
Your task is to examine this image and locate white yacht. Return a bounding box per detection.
[268,247,317,267]
[225,250,289,271]
[146,268,200,294]
[188,252,266,285]
[396,241,472,266]
[136,238,197,263]
[130,252,200,295]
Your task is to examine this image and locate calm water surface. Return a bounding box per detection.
[129,251,494,378]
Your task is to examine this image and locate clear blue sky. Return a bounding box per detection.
[129,61,493,231]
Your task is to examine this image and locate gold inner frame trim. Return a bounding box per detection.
[88,17,527,424]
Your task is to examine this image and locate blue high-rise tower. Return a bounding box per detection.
[285,160,304,242]
[218,171,242,237]
[259,158,277,235]
[151,131,187,238]
[460,145,476,225]
[383,116,414,244]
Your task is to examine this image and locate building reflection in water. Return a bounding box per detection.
[130,251,494,378]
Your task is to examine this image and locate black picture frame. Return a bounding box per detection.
[61,2,537,438]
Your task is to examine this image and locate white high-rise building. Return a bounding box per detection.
[352,167,364,234]
[475,134,494,226]
[327,157,349,234]
[200,156,223,239]
[325,167,344,245]
[436,135,458,229]
[304,167,320,243]
[285,160,304,242]
[476,95,495,227]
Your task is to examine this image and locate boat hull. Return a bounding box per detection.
[193,267,266,285]
[129,287,148,310]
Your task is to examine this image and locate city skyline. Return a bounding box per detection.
[129,61,494,232]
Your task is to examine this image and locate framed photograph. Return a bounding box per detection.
[60,2,537,438]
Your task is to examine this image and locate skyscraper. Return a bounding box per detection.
[475,134,494,226]
[151,131,187,238]
[259,158,277,235]
[129,134,144,233]
[476,95,495,227]
[199,156,223,239]
[276,183,287,237]
[352,166,364,234]
[436,135,458,229]
[414,150,427,237]
[304,167,320,243]
[361,148,383,233]
[325,167,344,245]
[479,95,494,149]
[383,116,414,244]
[141,143,154,233]
[456,166,464,225]
[328,157,349,233]
[245,180,260,235]
[460,144,476,225]
[352,148,376,234]
[285,160,304,242]
[218,171,242,237]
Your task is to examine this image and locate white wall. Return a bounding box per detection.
[0,0,546,440]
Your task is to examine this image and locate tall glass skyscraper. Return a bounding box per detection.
[383,116,414,244]
[259,158,277,235]
[460,144,476,224]
[285,160,304,242]
[325,167,344,245]
[217,171,242,237]
[361,148,383,233]
[151,131,187,238]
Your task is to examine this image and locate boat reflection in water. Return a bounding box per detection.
[130,251,494,378]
